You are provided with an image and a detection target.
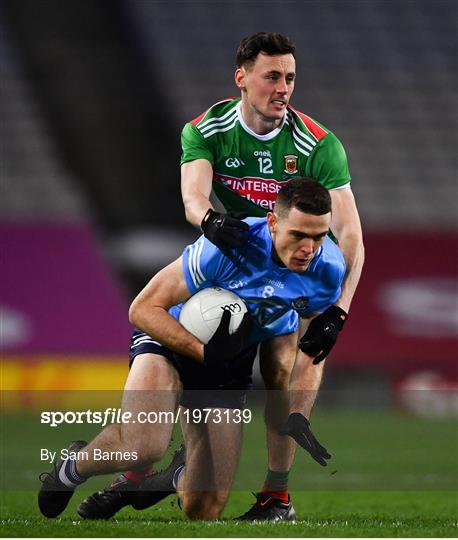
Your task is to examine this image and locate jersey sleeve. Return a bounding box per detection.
[181,235,231,294]
[307,132,351,190]
[180,123,215,166]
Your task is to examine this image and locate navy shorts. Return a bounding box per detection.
[129,329,257,409]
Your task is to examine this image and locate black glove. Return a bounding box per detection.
[203,309,252,377]
[201,209,249,254]
[299,306,348,364]
[280,412,331,466]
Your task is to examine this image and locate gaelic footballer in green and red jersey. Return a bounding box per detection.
[181,98,351,216]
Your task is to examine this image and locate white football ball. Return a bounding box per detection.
[179,286,248,344]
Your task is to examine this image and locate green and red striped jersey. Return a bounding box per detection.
[181,98,351,216]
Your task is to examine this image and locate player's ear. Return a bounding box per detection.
[235,67,246,90]
[267,212,277,234]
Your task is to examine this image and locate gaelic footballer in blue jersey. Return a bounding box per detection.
[174,218,344,345]
[39,179,345,523]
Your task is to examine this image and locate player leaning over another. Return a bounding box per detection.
[39,179,345,522]
[79,32,364,521]
[180,32,364,519]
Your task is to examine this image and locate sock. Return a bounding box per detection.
[124,468,154,486]
[260,468,290,503]
[58,457,86,488]
[172,465,185,490]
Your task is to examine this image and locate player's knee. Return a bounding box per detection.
[182,492,227,520]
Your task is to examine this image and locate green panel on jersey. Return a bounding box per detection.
[181,123,215,165]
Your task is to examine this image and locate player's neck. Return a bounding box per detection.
[269,235,286,268]
[240,101,284,135]
[271,247,286,267]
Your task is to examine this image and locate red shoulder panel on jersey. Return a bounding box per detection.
[190,111,207,126]
[289,106,328,141]
[189,97,238,126]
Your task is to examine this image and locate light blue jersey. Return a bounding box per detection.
[170,217,345,347]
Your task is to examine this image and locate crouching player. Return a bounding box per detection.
[38,179,346,521]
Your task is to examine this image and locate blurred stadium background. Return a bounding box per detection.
[1,0,457,414]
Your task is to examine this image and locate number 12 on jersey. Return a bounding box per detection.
[258,157,273,174]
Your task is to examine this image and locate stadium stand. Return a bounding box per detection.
[127,0,457,229]
[2,0,456,230]
[0,13,88,219]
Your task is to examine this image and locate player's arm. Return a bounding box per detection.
[262,327,324,420]
[181,159,249,252]
[289,318,325,418]
[330,187,365,312]
[181,158,214,227]
[282,342,331,466]
[267,329,331,466]
[299,188,362,363]
[129,257,204,361]
[129,255,252,371]
[288,319,331,466]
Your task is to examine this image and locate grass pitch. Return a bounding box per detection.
[1,408,457,537]
[1,490,457,537]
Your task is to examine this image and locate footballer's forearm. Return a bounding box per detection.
[181,159,214,227]
[289,351,325,419]
[129,305,204,362]
[335,231,365,313]
[183,191,213,228]
[128,257,204,362]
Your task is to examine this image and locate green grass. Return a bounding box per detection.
[1,490,457,537]
[1,407,457,537]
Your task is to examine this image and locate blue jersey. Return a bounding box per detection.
[170,217,345,347]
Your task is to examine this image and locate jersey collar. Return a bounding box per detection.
[236,102,286,141]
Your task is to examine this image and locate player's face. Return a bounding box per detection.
[267,207,331,272]
[235,53,296,129]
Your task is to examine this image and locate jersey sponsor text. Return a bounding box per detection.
[214,173,288,210]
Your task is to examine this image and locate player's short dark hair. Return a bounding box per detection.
[236,32,296,69]
[275,178,332,218]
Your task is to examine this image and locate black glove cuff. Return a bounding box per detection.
[328,305,348,328]
[200,208,215,233]
[288,412,309,427]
